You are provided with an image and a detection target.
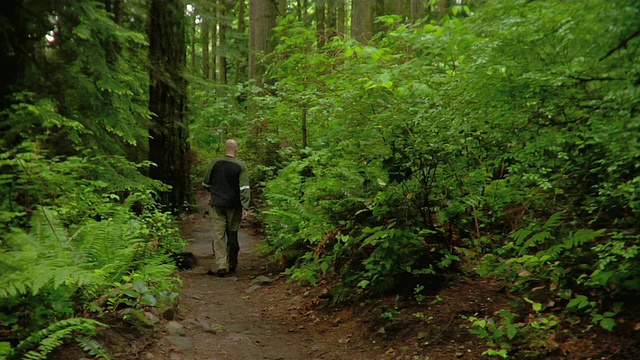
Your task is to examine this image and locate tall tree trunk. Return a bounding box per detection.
[336,0,345,37]
[384,0,411,20]
[249,0,277,88]
[189,6,196,74]
[351,0,374,44]
[202,13,210,78]
[411,0,425,19]
[374,0,384,34]
[317,0,326,47]
[327,0,337,40]
[211,0,218,81]
[148,0,192,213]
[233,0,246,85]
[219,0,228,86]
[0,0,26,111]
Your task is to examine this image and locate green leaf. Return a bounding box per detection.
[567,295,589,309]
[320,261,329,274]
[600,317,616,331]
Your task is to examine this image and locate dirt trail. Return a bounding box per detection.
[145,191,380,360]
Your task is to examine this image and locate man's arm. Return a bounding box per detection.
[202,160,215,191]
[239,162,251,213]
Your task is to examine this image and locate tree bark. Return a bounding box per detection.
[219,0,228,86]
[211,0,218,81]
[327,0,337,39]
[202,12,210,78]
[249,0,277,88]
[384,0,411,20]
[336,0,345,37]
[411,0,425,19]
[189,5,196,74]
[148,0,192,213]
[351,0,374,44]
[233,0,246,85]
[317,0,326,47]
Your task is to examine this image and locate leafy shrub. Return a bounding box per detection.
[0,144,185,358]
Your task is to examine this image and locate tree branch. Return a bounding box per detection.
[599,27,640,61]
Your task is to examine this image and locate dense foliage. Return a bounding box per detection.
[2,0,639,358]
[0,1,185,358]
[251,1,640,357]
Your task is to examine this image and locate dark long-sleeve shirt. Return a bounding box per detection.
[202,155,250,209]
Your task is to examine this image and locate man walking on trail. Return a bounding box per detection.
[203,139,251,277]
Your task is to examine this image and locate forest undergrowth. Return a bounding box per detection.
[2,0,640,359]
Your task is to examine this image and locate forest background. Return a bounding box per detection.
[1,0,639,359]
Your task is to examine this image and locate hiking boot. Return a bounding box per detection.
[216,269,227,278]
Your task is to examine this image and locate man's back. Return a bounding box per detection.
[205,155,246,209]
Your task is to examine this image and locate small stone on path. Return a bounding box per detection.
[166,335,195,352]
[166,321,186,336]
[251,275,274,285]
[184,318,219,333]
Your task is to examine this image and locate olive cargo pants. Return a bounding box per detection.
[210,206,242,272]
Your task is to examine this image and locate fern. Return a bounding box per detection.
[563,229,604,250]
[0,208,101,298]
[12,318,107,360]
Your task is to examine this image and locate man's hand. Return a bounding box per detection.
[242,209,249,220]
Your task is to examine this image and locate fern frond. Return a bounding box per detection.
[76,336,114,360]
[510,229,532,245]
[13,318,107,359]
[563,229,604,250]
[542,212,564,230]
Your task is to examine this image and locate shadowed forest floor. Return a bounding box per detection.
[141,190,508,360]
[53,190,638,360]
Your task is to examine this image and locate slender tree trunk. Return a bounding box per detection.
[148,0,192,213]
[327,0,337,39]
[317,0,326,47]
[233,0,245,85]
[219,0,228,86]
[189,6,196,74]
[202,14,210,78]
[336,0,345,37]
[211,0,218,81]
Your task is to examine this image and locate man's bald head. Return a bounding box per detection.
[225,139,239,157]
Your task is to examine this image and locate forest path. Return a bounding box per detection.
[144,189,380,360]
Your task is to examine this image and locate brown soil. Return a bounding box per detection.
[53,190,640,359]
